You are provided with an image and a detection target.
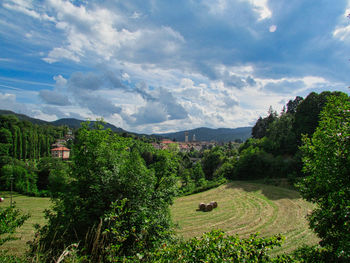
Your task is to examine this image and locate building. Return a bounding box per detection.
[51,147,70,160]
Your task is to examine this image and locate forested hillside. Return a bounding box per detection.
[0,115,67,161]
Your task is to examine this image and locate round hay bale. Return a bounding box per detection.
[0,197,4,202]
[205,203,213,212]
[199,203,206,211]
[210,201,217,208]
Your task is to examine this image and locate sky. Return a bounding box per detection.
[0,0,350,134]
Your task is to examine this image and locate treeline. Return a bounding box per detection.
[0,115,70,196]
[203,91,345,182]
[0,115,68,161]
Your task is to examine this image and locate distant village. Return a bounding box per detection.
[151,132,217,152]
[50,131,218,160]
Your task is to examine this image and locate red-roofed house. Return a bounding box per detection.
[51,147,70,160]
[161,139,174,144]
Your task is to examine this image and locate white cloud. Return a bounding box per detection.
[0,92,32,114]
[53,74,67,87]
[333,4,350,41]
[3,0,55,21]
[244,0,272,20]
[41,0,185,64]
[269,24,277,32]
[333,25,350,41]
[43,47,81,63]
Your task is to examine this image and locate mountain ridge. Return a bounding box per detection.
[154,126,252,142]
[0,110,125,133]
[0,109,252,142]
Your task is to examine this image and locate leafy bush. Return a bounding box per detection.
[0,164,38,195]
[149,230,291,263]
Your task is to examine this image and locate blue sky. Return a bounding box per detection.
[0,0,349,134]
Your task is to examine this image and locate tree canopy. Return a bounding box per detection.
[298,93,350,259]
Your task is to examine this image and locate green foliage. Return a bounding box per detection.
[293,91,342,142]
[266,113,297,155]
[290,245,346,263]
[252,106,278,139]
[0,164,38,195]
[33,122,178,260]
[201,147,225,180]
[36,157,70,194]
[297,93,350,259]
[0,205,29,246]
[213,158,236,180]
[150,230,289,262]
[0,114,66,162]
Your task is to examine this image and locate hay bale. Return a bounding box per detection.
[205,203,213,212]
[0,197,3,202]
[210,201,217,208]
[199,203,206,211]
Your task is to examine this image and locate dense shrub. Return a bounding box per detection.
[148,230,291,263]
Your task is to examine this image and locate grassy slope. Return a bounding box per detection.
[0,182,319,256]
[171,181,319,255]
[0,192,51,256]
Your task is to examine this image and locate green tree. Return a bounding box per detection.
[0,128,12,158]
[201,147,224,181]
[252,106,278,139]
[286,96,303,114]
[293,91,342,142]
[33,122,178,260]
[266,113,297,155]
[297,93,350,259]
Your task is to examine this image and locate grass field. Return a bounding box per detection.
[0,192,51,256]
[1,181,319,256]
[171,181,319,255]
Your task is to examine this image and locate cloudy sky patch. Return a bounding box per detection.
[0,0,349,133]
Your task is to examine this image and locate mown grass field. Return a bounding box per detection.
[1,181,319,256]
[171,181,319,255]
[0,192,51,256]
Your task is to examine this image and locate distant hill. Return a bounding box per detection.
[0,110,125,133]
[0,110,50,125]
[154,127,252,142]
[0,110,252,142]
[50,118,126,133]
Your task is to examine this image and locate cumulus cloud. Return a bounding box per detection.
[40,0,186,64]
[131,101,168,125]
[39,89,71,106]
[263,80,306,94]
[2,0,350,133]
[0,92,32,115]
[41,105,67,119]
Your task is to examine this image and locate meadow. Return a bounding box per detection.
[171,181,319,255]
[0,192,51,256]
[1,181,319,256]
